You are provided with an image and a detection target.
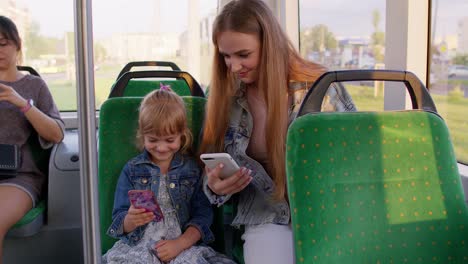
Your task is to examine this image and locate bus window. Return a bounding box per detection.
[92,0,217,108]
[298,0,386,71]
[298,0,386,113]
[2,1,77,111]
[430,0,468,164]
[4,0,217,111]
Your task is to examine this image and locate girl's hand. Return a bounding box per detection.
[123,205,154,233]
[0,83,27,108]
[155,239,185,262]
[206,164,252,195]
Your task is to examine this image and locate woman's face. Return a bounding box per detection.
[0,33,19,71]
[217,31,261,84]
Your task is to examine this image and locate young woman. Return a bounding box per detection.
[0,16,64,261]
[103,88,234,264]
[200,1,355,263]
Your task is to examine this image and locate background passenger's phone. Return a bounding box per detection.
[200,153,240,179]
[128,190,164,222]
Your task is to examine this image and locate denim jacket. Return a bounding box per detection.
[107,150,214,246]
[203,81,356,226]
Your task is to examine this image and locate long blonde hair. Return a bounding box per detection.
[201,0,326,200]
[137,89,192,153]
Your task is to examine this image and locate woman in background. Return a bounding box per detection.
[0,15,64,262]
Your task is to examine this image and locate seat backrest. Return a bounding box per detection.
[98,96,206,253]
[116,61,181,80]
[286,111,468,263]
[122,80,191,97]
[108,70,204,98]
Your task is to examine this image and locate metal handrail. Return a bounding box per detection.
[74,0,101,263]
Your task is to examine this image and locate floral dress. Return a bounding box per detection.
[103,174,236,264]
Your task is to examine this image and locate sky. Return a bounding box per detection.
[431,0,468,37]
[299,0,468,38]
[16,0,217,38]
[14,0,468,39]
[299,0,386,37]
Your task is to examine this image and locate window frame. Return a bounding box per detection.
[289,0,467,170]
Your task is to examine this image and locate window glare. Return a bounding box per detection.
[4,0,217,111]
[298,0,386,113]
[299,0,385,71]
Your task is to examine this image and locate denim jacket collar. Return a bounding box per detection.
[134,149,184,170]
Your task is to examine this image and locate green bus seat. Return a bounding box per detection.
[287,111,468,263]
[98,96,225,254]
[123,80,191,97]
[8,200,46,237]
[116,61,181,80]
[286,70,468,263]
[108,70,204,98]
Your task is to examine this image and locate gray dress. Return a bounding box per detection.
[103,174,235,264]
[0,74,65,205]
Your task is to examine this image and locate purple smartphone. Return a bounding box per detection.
[128,190,164,222]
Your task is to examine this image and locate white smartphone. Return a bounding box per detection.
[200,153,240,179]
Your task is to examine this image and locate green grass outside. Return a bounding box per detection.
[346,84,385,111]
[47,63,121,111]
[47,79,77,111]
[48,77,115,111]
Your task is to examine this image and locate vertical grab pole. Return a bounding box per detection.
[74,0,101,263]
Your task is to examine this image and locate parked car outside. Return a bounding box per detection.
[448,65,468,78]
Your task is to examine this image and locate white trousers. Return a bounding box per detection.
[242,224,295,264]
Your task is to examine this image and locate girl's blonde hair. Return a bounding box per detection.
[200,0,326,200]
[137,89,192,153]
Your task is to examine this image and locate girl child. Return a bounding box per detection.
[103,88,235,264]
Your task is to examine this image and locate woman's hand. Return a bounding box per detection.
[155,239,185,262]
[206,164,252,195]
[0,83,27,108]
[0,82,63,143]
[123,205,154,233]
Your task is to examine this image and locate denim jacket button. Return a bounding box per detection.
[141,178,148,184]
[153,180,157,184]
[169,183,176,189]
[176,204,180,209]
[110,229,115,233]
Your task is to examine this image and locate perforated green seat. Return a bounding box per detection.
[98,97,142,254]
[286,111,468,263]
[120,80,191,97]
[108,70,204,98]
[12,201,46,228]
[98,96,215,253]
[8,200,46,237]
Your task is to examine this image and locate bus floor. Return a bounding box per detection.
[3,225,83,264]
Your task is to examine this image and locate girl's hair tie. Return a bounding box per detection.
[159,82,172,91]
